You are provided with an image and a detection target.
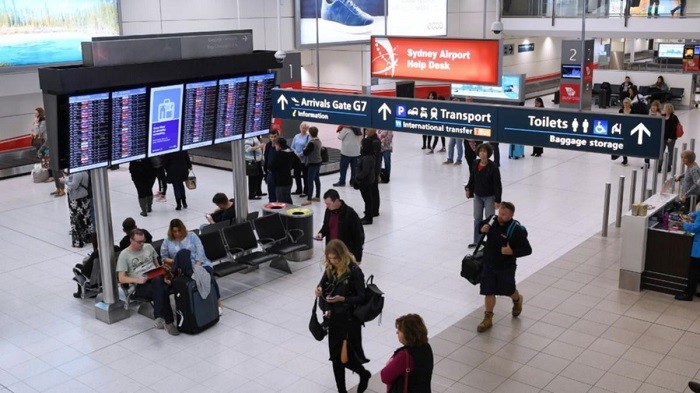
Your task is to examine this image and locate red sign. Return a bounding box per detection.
[583,62,594,84]
[559,83,581,105]
[370,36,500,85]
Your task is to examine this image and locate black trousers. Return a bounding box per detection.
[248,174,263,198]
[683,256,700,296]
[293,161,307,194]
[360,185,374,220]
[370,181,379,216]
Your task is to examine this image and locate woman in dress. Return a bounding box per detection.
[314,239,371,393]
[63,171,92,248]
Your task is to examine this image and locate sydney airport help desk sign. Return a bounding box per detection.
[271,89,664,159]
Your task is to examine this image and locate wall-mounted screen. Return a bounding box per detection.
[110,87,147,165]
[386,0,446,37]
[182,81,217,150]
[451,74,525,102]
[148,84,184,157]
[561,65,582,79]
[245,73,275,138]
[658,43,684,59]
[67,92,110,172]
[0,0,120,68]
[215,76,248,143]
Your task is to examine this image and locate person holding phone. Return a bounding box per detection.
[314,240,371,393]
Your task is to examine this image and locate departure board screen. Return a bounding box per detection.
[245,73,275,138]
[67,92,110,172]
[111,87,148,164]
[215,76,248,143]
[182,80,217,150]
[148,84,184,157]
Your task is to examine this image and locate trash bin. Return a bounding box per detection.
[262,204,314,262]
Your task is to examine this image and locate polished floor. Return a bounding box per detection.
[0,97,699,393]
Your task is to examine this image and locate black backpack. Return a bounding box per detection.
[354,275,384,324]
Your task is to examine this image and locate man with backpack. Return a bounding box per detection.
[476,201,532,333]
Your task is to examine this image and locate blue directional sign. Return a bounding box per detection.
[371,97,498,141]
[271,89,372,128]
[498,107,664,159]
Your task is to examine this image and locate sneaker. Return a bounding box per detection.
[301,200,312,206]
[443,159,453,164]
[219,306,224,316]
[154,317,166,329]
[439,147,446,152]
[454,160,462,165]
[512,295,523,317]
[165,323,180,336]
[321,0,374,34]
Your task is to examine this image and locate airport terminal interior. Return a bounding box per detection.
[2,1,700,393]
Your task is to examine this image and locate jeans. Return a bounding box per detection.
[306,163,321,199]
[134,276,174,323]
[381,151,392,178]
[338,155,358,184]
[276,185,292,204]
[448,138,463,161]
[473,194,496,244]
[266,172,277,202]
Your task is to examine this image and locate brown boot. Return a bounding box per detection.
[477,311,494,333]
[512,294,523,317]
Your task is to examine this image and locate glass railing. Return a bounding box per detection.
[503,0,696,18]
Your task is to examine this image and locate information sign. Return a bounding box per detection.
[271,89,373,128]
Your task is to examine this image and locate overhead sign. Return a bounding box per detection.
[518,43,535,53]
[271,89,372,128]
[498,107,664,159]
[371,97,497,141]
[370,36,501,85]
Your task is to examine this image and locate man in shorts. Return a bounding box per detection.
[477,201,532,332]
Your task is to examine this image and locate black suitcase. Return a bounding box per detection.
[173,276,219,334]
[599,88,610,109]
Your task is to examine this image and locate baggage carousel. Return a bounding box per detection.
[189,144,341,175]
[0,147,41,180]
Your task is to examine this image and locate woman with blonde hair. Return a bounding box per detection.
[314,239,371,393]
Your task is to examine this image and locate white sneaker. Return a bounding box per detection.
[218,307,224,316]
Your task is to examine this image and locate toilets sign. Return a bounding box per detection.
[497,107,664,159]
[271,89,372,127]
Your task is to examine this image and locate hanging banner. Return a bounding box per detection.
[370,36,501,85]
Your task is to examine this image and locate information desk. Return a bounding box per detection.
[620,193,693,294]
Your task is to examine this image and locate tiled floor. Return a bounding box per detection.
[0,97,699,393]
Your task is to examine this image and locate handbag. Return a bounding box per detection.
[676,122,684,138]
[309,298,327,341]
[31,135,45,149]
[353,275,384,324]
[185,170,197,190]
[245,160,261,176]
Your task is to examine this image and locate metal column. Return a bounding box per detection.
[615,176,625,228]
[671,147,679,193]
[652,159,659,195]
[602,183,611,237]
[93,168,129,324]
[641,164,648,202]
[629,170,637,210]
[231,139,248,223]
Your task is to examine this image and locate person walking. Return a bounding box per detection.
[129,158,157,217]
[377,129,393,182]
[34,107,65,197]
[151,156,168,202]
[301,126,323,206]
[162,151,192,211]
[364,129,382,217]
[314,239,371,393]
[356,138,377,225]
[334,126,362,187]
[476,201,532,332]
[314,189,365,263]
[380,314,434,392]
[465,143,502,248]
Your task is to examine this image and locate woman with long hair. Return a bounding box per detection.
[381,314,434,392]
[314,239,371,393]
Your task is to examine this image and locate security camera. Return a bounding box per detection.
[274,50,286,63]
[491,21,503,34]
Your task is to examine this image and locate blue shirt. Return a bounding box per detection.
[683,211,700,258]
[291,133,310,156]
[160,232,212,268]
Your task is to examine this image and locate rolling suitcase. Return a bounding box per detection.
[509,144,525,159]
[173,275,219,334]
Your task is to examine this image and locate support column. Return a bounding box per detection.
[231,140,248,223]
[93,168,129,324]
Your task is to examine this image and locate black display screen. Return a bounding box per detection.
[182,80,217,150]
[215,76,248,143]
[245,73,275,138]
[110,87,148,164]
[68,92,111,172]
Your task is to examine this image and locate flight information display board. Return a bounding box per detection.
[245,73,275,138]
[148,84,184,157]
[67,92,111,172]
[182,80,217,150]
[215,76,248,143]
[110,87,148,164]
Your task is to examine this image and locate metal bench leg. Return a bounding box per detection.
[269,256,292,274]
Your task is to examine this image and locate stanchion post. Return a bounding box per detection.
[671,147,679,193]
[681,143,688,176]
[690,195,698,212]
[646,188,652,200]
[691,138,696,152]
[629,170,637,210]
[661,152,669,187]
[641,163,648,202]
[602,183,611,237]
[615,176,625,228]
[652,159,659,194]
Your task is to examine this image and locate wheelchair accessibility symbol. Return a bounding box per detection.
[158,99,176,121]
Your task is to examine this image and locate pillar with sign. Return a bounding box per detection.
[560,40,594,110]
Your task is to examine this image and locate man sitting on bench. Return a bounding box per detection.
[205,193,236,224]
[116,229,179,335]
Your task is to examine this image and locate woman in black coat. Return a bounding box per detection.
[660,103,680,173]
[267,137,297,204]
[129,159,157,216]
[381,314,434,393]
[355,138,377,225]
[162,151,192,210]
[314,239,371,393]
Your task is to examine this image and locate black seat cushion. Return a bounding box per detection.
[237,251,277,266]
[266,242,308,255]
[214,262,248,277]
